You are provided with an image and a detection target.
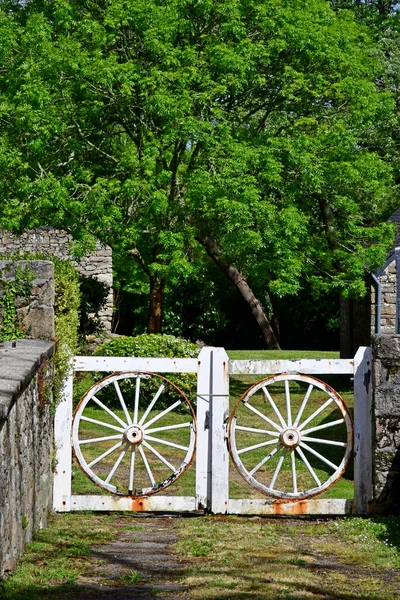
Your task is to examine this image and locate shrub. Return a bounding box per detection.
[94,334,200,410]
[52,257,81,405]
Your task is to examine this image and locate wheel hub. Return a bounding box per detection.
[281,427,300,448]
[124,424,144,445]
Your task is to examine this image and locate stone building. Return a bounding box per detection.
[340,209,400,357]
[0,227,113,331]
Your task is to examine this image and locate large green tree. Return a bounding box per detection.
[0,0,395,346]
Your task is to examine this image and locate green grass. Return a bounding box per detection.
[3,514,400,600]
[227,350,340,360]
[0,513,119,599]
[174,515,400,599]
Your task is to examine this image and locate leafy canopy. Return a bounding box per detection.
[0,0,395,300]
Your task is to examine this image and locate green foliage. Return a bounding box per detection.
[0,0,393,296]
[95,334,200,407]
[0,0,397,340]
[52,257,81,407]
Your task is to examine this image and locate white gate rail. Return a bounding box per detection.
[53,347,372,515]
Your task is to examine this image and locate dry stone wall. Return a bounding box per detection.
[372,334,400,514]
[0,228,113,331]
[0,340,55,578]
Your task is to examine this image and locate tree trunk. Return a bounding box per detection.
[197,235,281,349]
[147,276,166,334]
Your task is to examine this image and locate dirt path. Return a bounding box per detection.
[61,517,186,600]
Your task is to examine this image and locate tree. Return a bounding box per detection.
[0,0,395,345]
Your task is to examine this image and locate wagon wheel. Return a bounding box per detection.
[228,373,353,500]
[72,371,196,497]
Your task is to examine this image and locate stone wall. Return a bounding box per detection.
[0,260,55,340]
[372,334,400,514]
[0,340,55,578]
[0,228,113,331]
[373,259,397,335]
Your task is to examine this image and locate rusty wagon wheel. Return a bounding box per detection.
[228,373,353,500]
[72,371,196,497]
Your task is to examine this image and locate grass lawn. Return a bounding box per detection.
[174,515,400,599]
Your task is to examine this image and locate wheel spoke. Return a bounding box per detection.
[133,376,140,423]
[249,444,281,476]
[138,446,156,486]
[79,434,122,445]
[144,435,189,452]
[285,380,292,427]
[114,380,132,425]
[128,447,136,493]
[142,400,182,429]
[142,440,176,472]
[293,384,313,427]
[299,442,339,470]
[91,395,128,428]
[237,438,280,455]
[295,446,321,486]
[236,425,280,436]
[301,436,346,447]
[301,418,344,435]
[88,440,123,469]
[138,384,165,425]
[291,450,297,494]
[262,387,287,428]
[80,416,125,433]
[145,422,191,434]
[243,402,283,432]
[297,398,333,431]
[270,448,287,490]
[105,443,129,484]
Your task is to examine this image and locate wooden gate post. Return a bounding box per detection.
[53,364,73,512]
[196,347,213,510]
[353,346,373,515]
[210,348,230,514]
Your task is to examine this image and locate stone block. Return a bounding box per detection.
[373,335,400,361]
[18,306,55,340]
[374,389,400,417]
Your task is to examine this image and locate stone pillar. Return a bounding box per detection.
[0,260,55,339]
[372,334,400,514]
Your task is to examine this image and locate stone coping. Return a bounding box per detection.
[0,339,55,420]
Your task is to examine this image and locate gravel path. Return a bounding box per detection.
[63,517,186,600]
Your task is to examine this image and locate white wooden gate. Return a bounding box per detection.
[53,347,372,516]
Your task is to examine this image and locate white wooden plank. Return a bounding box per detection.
[229,359,354,375]
[353,346,373,516]
[72,356,199,373]
[70,495,197,512]
[228,498,353,515]
[195,347,213,510]
[210,348,230,514]
[53,367,73,512]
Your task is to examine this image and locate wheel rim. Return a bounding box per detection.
[72,371,196,497]
[228,373,353,500]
